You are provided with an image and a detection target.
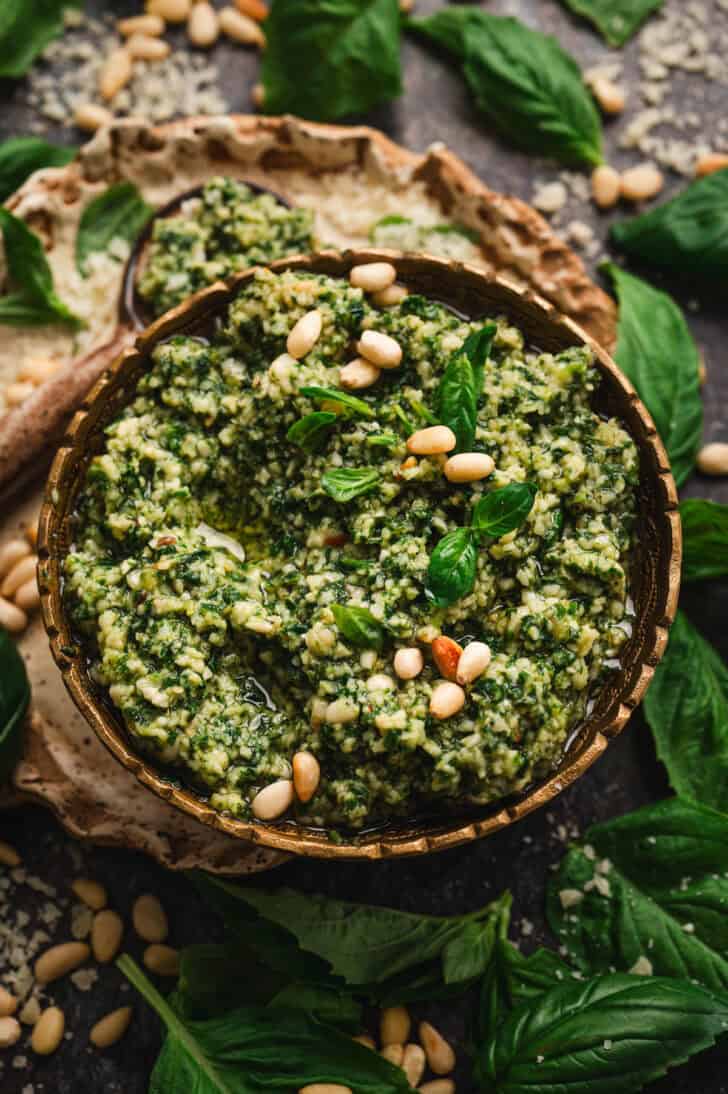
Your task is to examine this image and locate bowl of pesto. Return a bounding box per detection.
[39,251,679,858]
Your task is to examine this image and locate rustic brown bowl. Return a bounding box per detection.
[38,250,681,860]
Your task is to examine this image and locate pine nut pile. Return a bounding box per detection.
[0,520,41,636]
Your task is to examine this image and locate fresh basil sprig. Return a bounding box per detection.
[321,467,379,503]
[0,137,76,202]
[611,168,728,282]
[435,323,496,453]
[0,1,80,78]
[410,8,603,168]
[300,385,376,420]
[427,483,537,607]
[558,0,663,47]
[76,182,153,276]
[603,263,702,489]
[287,412,338,453]
[0,208,81,328]
[261,0,403,122]
[331,604,384,651]
[680,498,728,582]
[0,627,31,782]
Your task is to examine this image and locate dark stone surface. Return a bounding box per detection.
[2,2,727,1092]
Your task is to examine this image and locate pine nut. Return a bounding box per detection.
[35,942,90,984]
[1,554,37,598]
[299,1087,352,1094]
[287,309,322,359]
[92,909,124,963]
[698,355,707,386]
[591,164,621,209]
[0,597,28,634]
[126,34,170,60]
[235,0,269,20]
[431,636,463,681]
[31,1007,64,1055]
[403,1044,426,1086]
[143,944,180,976]
[18,358,61,384]
[0,540,31,579]
[590,76,625,115]
[0,1016,21,1048]
[74,103,114,132]
[71,878,107,911]
[357,330,402,369]
[118,14,165,36]
[444,452,495,483]
[14,578,40,613]
[381,1044,404,1066]
[695,152,728,177]
[219,7,266,46]
[407,426,456,455]
[339,358,380,390]
[132,894,168,943]
[0,987,18,1018]
[393,647,424,680]
[429,681,466,720]
[251,82,264,108]
[90,1006,133,1049]
[350,262,397,293]
[371,283,409,308]
[419,1082,455,1094]
[456,641,491,686]
[188,2,219,46]
[325,698,360,724]
[380,1005,411,1046]
[420,1021,456,1075]
[367,673,395,692]
[0,840,21,867]
[353,1034,376,1050]
[697,442,728,476]
[146,0,191,22]
[5,381,34,407]
[292,752,320,803]
[99,48,133,102]
[620,163,664,203]
[251,779,294,820]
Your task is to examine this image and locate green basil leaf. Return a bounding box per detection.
[0,208,81,327]
[177,942,290,1019]
[0,1,80,78]
[472,483,537,540]
[410,9,603,168]
[268,984,362,1033]
[474,938,573,1047]
[602,263,702,489]
[0,627,30,782]
[435,324,495,452]
[558,0,663,47]
[300,385,376,420]
[0,137,76,202]
[547,797,728,993]
[680,498,728,582]
[286,412,338,453]
[477,972,728,1094]
[611,169,728,282]
[366,433,399,448]
[643,611,728,812]
[76,182,153,276]
[321,467,379,503]
[261,0,402,122]
[0,293,74,327]
[119,956,411,1094]
[426,527,478,607]
[331,604,385,651]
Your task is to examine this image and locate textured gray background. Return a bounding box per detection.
[1,1,727,1091]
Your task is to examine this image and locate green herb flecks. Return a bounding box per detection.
[287,412,338,453]
[331,605,385,651]
[321,467,380,503]
[300,386,376,420]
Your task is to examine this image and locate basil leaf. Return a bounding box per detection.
[261,0,402,122]
[435,324,495,452]
[474,938,573,1047]
[300,385,376,420]
[602,263,702,489]
[558,0,663,47]
[0,627,30,782]
[331,604,384,651]
[611,169,728,282]
[0,137,76,202]
[411,9,603,168]
[643,611,728,812]
[680,498,728,582]
[287,412,338,453]
[426,527,477,608]
[0,208,80,328]
[321,467,379,503]
[472,483,537,540]
[477,972,728,1094]
[119,956,411,1094]
[366,433,399,448]
[76,182,153,276]
[547,798,728,993]
[0,1,80,78]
